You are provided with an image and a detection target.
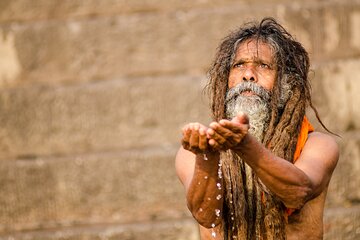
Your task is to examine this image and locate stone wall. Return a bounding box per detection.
[0,0,359,239]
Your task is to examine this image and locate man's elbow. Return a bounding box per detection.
[282,185,314,209]
[190,207,222,228]
[195,215,222,229]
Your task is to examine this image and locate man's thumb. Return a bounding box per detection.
[232,111,249,124]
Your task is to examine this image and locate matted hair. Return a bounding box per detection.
[206,17,329,239]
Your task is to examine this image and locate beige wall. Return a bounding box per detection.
[0,0,359,239]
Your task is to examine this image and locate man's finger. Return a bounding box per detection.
[181,139,190,150]
[208,138,227,151]
[210,122,239,136]
[182,126,191,143]
[189,124,200,148]
[218,119,248,134]
[208,121,248,148]
[208,138,219,149]
[207,127,228,146]
[198,128,208,151]
[232,112,249,124]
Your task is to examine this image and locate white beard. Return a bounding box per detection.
[225,83,271,142]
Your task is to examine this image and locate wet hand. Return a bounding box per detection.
[182,122,212,154]
[207,112,250,151]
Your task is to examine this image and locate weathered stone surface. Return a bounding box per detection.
[0,0,324,23]
[0,75,210,159]
[0,218,199,240]
[0,6,275,87]
[324,206,360,240]
[0,1,359,239]
[310,58,360,132]
[281,2,360,62]
[326,131,360,207]
[0,30,21,86]
[2,3,359,88]
[350,9,360,50]
[0,147,190,233]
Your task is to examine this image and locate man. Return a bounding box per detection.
[175,18,339,239]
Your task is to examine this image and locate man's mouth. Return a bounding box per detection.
[241,90,256,96]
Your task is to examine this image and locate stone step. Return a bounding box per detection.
[0,218,199,240]
[0,0,331,23]
[0,147,191,233]
[311,58,360,132]
[326,131,360,208]
[1,205,359,240]
[0,75,210,159]
[324,205,360,240]
[1,3,359,87]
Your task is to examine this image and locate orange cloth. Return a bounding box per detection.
[285,116,314,218]
[293,116,314,162]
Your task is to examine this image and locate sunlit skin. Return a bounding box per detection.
[208,39,276,148]
[228,39,277,90]
[176,40,339,239]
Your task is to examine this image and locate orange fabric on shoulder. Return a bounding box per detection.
[285,116,314,218]
[293,116,314,162]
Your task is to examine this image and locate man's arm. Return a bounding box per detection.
[235,132,338,208]
[175,123,225,227]
[207,114,339,209]
[176,148,223,227]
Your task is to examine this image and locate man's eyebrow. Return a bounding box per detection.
[233,57,273,64]
[254,59,273,64]
[231,58,244,66]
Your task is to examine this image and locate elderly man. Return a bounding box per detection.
[175,18,338,239]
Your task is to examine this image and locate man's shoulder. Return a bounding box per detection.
[303,131,339,166]
[307,131,338,149]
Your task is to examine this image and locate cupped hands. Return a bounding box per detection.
[181,112,250,154]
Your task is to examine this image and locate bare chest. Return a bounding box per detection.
[286,191,327,240]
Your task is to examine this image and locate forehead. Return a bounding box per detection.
[234,39,275,61]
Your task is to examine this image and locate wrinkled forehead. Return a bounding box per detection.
[232,38,276,62]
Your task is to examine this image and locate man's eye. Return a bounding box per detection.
[234,63,244,68]
[259,63,270,69]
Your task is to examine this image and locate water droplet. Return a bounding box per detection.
[211,230,216,238]
[198,182,201,185]
[215,209,221,217]
[207,197,211,201]
[217,159,223,179]
[211,223,215,228]
[203,154,208,160]
[199,208,203,212]
[204,176,208,179]
[232,235,237,239]
[216,194,222,200]
[231,216,234,221]
[216,183,221,189]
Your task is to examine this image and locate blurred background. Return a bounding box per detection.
[0,0,359,239]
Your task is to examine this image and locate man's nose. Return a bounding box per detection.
[242,67,257,82]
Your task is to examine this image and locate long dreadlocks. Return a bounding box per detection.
[206,17,328,239]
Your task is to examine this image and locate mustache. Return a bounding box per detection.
[225,82,271,103]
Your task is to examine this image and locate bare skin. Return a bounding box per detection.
[175,40,339,239]
[176,118,338,239]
